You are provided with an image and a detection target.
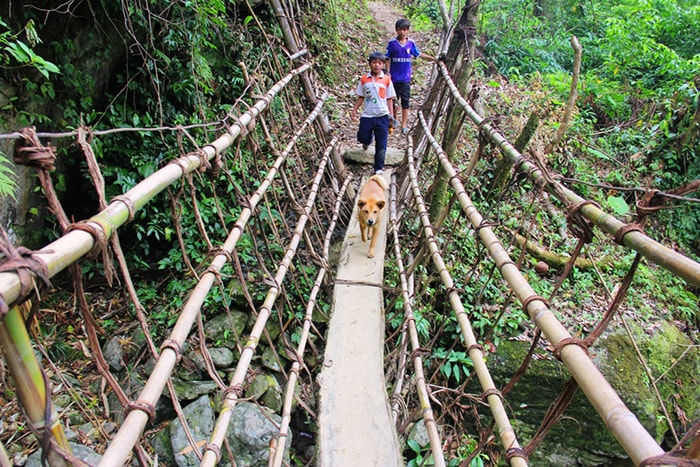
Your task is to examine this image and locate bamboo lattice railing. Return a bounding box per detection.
[387,173,448,467]
[406,134,530,467]
[270,169,353,467]
[98,90,329,467]
[435,61,700,288]
[200,128,333,465]
[417,107,668,465]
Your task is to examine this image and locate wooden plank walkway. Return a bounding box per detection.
[317,168,403,466]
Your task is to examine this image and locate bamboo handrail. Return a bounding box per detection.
[200,132,333,466]
[418,109,665,465]
[435,61,700,288]
[407,133,528,467]
[0,63,312,310]
[96,83,324,466]
[270,166,351,467]
[0,304,71,467]
[388,172,447,467]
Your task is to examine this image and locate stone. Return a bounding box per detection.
[169,395,215,467]
[343,146,404,166]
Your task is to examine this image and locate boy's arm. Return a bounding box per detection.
[351,96,364,120]
[419,52,436,62]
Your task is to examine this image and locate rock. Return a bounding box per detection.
[208,347,235,368]
[25,442,102,466]
[169,395,215,467]
[225,401,292,466]
[344,146,404,166]
[262,345,283,372]
[535,261,549,274]
[103,336,124,372]
[407,419,431,448]
[204,312,249,347]
[168,378,218,402]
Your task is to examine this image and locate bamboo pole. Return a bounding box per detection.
[0,303,71,467]
[201,132,333,466]
[270,166,351,467]
[0,441,10,467]
[388,172,447,467]
[408,130,528,466]
[96,83,324,467]
[0,63,312,309]
[417,110,666,465]
[435,61,700,288]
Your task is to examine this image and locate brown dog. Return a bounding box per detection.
[357,174,388,258]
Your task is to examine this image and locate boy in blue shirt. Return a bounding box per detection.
[385,18,434,135]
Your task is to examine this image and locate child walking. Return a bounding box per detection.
[385,18,434,135]
[351,51,396,175]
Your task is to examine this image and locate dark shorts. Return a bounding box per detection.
[393,82,411,109]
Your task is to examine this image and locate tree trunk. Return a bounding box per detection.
[426,0,480,223]
[490,112,540,197]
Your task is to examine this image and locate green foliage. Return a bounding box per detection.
[404,0,442,31]
[0,153,16,199]
[0,18,60,78]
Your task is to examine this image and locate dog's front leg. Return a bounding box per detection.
[367,224,379,258]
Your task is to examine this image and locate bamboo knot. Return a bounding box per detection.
[13,127,56,171]
[111,195,136,223]
[67,220,108,258]
[0,227,51,306]
[521,294,550,313]
[481,387,503,402]
[160,338,183,363]
[614,222,645,246]
[203,144,222,179]
[126,399,156,424]
[467,344,484,354]
[408,347,431,360]
[566,200,598,243]
[203,443,222,462]
[210,247,233,263]
[505,447,529,462]
[224,384,244,399]
[552,337,589,361]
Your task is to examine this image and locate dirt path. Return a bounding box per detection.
[335,1,436,168]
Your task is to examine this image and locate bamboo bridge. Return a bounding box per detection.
[1,10,700,467]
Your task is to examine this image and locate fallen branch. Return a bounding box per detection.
[512,232,613,270]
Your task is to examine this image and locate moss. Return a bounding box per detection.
[594,322,700,440]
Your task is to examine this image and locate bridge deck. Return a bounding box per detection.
[317,169,403,466]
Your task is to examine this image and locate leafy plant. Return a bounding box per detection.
[0,153,16,199]
[0,18,60,78]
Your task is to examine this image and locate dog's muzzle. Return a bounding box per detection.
[366,219,375,226]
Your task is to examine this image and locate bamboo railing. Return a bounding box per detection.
[388,173,448,467]
[270,169,352,467]
[417,109,666,465]
[97,92,328,466]
[435,61,700,288]
[200,129,333,466]
[407,134,529,467]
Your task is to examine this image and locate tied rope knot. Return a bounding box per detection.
[13,127,56,171]
[0,227,51,313]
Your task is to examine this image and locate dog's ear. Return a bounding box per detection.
[376,200,385,210]
[358,200,366,208]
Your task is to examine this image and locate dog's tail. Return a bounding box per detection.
[369,174,388,191]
